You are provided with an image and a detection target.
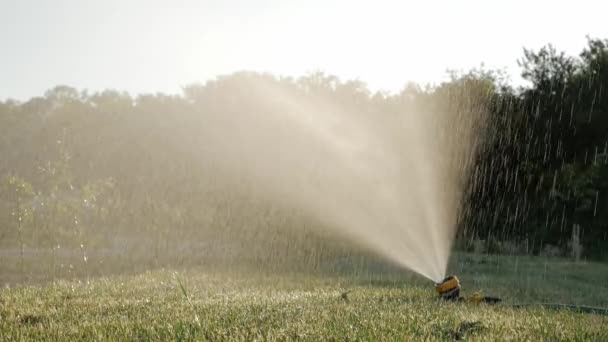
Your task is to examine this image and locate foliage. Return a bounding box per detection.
[0,144,114,249]
[1,38,608,268]
[465,38,608,258]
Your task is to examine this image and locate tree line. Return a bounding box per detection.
[1,38,607,267]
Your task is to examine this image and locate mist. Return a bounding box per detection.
[0,72,489,284]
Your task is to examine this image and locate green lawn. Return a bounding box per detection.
[1,254,607,340]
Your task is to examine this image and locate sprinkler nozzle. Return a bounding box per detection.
[435,275,460,300]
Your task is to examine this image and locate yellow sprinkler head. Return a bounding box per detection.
[435,275,461,300]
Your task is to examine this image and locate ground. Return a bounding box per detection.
[1,254,607,340]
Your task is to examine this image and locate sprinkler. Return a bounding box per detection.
[435,275,502,304]
[435,275,461,300]
[434,275,608,314]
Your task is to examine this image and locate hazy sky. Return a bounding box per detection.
[1,0,607,100]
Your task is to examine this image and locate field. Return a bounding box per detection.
[1,254,607,340]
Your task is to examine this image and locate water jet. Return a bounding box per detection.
[196,74,489,283]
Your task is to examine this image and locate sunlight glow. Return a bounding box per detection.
[1,0,607,99]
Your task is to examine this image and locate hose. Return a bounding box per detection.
[510,303,608,316]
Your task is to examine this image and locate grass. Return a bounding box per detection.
[1,254,607,340]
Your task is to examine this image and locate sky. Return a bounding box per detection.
[1,0,607,100]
